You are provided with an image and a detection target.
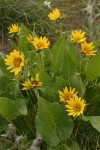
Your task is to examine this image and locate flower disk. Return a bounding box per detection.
[65,96,86,117]
[48,8,60,21]
[5,50,24,75]
[81,41,97,56]
[8,24,20,34]
[32,36,50,51]
[22,73,42,90]
[71,30,86,43]
[58,87,78,103]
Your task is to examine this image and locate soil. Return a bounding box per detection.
[0,30,12,54]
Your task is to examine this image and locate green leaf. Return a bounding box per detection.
[0,75,10,96]
[50,35,77,81]
[56,76,67,87]
[66,42,78,64]
[18,24,31,57]
[71,141,81,150]
[36,97,73,147]
[85,53,100,80]
[67,139,81,150]
[70,73,86,97]
[0,115,8,134]
[42,86,58,102]
[59,48,77,81]
[39,66,50,83]
[0,97,27,122]
[91,94,100,115]
[0,75,24,100]
[15,99,27,115]
[0,97,21,122]
[82,116,100,133]
[50,35,66,75]
[0,58,14,77]
[42,77,67,102]
[80,58,89,73]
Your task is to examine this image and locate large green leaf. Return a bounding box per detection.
[66,42,78,64]
[85,53,100,80]
[50,35,66,75]
[0,58,13,77]
[50,35,77,81]
[80,58,89,73]
[18,24,32,57]
[0,75,10,96]
[36,97,73,147]
[70,73,86,97]
[0,97,20,122]
[59,47,77,81]
[67,139,81,150]
[71,142,80,150]
[15,99,27,115]
[84,90,100,115]
[82,116,100,133]
[0,97,27,122]
[0,75,24,100]
[0,115,8,134]
[42,86,58,102]
[42,77,67,102]
[55,76,67,87]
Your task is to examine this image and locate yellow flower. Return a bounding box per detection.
[81,41,97,56]
[58,87,78,103]
[32,36,50,51]
[22,73,42,90]
[71,30,86,43]
[65,95,86,117]
[27,34,34,44]
[5,50,24,75]
[48,8,60,21]
[8,24,20,34]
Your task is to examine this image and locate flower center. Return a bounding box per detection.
[64,94,70,100]
[76,36,81,42]
[14,57,22,67]
[64,93,73,101]
[83,47,90,53]
[37,42,45,49]
[73,103,82,112]
[31,80,39,86]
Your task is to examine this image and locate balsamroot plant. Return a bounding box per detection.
[0,9,100,150]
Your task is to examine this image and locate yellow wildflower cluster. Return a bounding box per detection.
[5,24,49,91]
[59,87,86,117]
[27,8,60,51]
[4,49,42,89]
[8,24,50,52]
[71,30,97,56]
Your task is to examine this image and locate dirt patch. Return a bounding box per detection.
[0,39,12,54]
[0,30,13,54]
